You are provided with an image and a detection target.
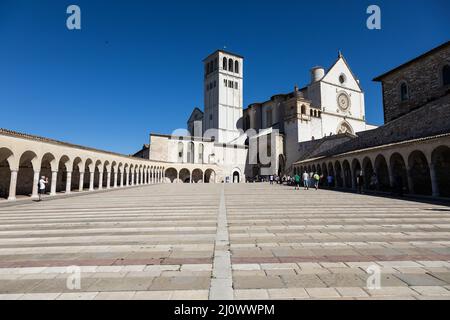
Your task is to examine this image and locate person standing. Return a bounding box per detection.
[327,174,333,188]
[313,172,320,190]
[294,172,301,190]
[38,176,48,201]
[302,171,309,190]
[269,175,274,185]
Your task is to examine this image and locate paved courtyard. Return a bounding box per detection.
[0,183,450,300]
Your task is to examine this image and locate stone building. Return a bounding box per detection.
[293,41,450,198]
[146,49,377,181]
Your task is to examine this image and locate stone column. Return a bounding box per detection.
[190,173,193,184]
[131,172,135,186]
[31,170,40,200]
[50,171,58,196]
[7,170,18,201]
[429,162,440,197]
[162,170,165,183]
[113,172,118,188]
[79,172,85,192]
[106,172,111,189]
[120,172,124,187]
[65,171,72,194]
[98,172,104,190]
[89,172,95,191]
[177,171,180,184]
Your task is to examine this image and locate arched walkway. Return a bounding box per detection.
[342,160,352,188]
[375,155,390,191]
[179,168,191,183]
[17,151,38,198]
[165,168,178,183]
[192,169,203,183]
[408,151,432,196]
[204,169,216,183]
[432,146,450,197]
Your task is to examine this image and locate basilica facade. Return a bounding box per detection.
[145,49,377,182]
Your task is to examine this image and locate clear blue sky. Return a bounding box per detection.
[0,0,448,154]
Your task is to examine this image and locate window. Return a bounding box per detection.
[199,143,204,164]
[235,82,238,89]
[223,57,228,70]
[443,65,450,86]
[229,81,234,88]
[178,142,184,163]
[229,59,234,72]
[400,82,409,102]
[310,109,313,116]
[214,58,218,71]
[224,79,227,87]
[339,74,346,84]
[301,105,306,115]
[235,60,239,74]
[210,61,214,73]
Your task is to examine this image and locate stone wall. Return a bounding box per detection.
[381,44,450,123]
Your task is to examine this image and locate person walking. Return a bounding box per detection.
[313,172,320,190]
[294,172,301,190]
[302,171,309,190]
[38,176,48,201]
[269,175,274,185]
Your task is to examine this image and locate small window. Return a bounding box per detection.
[224,79,227,87]
[400,82,409,102]
[235,60,239,74]
[235,82,238,89]
[229,59,234,72]
[310,109,313,116]
[223,57,228,70]
[214,58,218,70]
[339,74,346,84]
[301,105,306,114]
[443,65,450,86]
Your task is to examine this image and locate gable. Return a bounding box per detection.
[188,108,204,123]
[321,56,362,92]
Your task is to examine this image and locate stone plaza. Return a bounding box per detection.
[0,183,450,300]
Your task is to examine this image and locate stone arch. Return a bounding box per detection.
[342,160,352,188]
[179,168,190,183]
[327,162,335,187]
[337,121,354,135]
[334,161,343,187]
[71,157,83,191]
[373,154,390,191]
[17,150,38,197]
[0,148,15,199]
[204,169,216,183]
[408,150,432,195]
[40,152,57,194]
[84,159,94,190]
[94,160,102,189]
[351,158,362,188]
[165,167,178,183]
[123,164,129,186]
[431,146,450,197]
[192,169,203,183]
[232,168,242,183]
[362,157,374,189]
[56,155,71,193]
[389,153,408,194]
[117,163,123,186]
[102,161,110,188]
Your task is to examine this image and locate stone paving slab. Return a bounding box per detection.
[1,183,450,299]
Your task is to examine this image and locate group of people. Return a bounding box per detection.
[291,171,321,190]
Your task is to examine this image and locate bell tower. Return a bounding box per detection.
[203,50,243,143]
